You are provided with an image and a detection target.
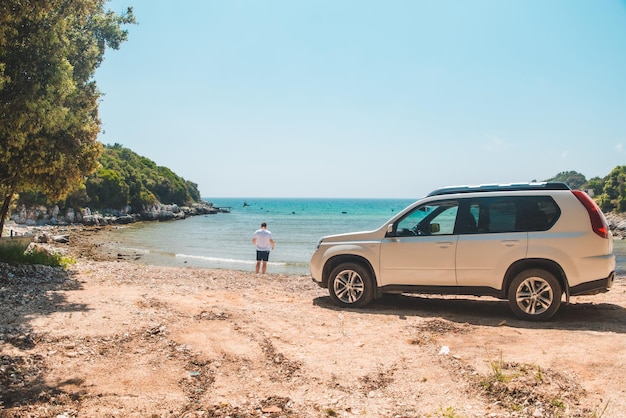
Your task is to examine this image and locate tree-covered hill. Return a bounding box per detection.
[546,167,626,213]
[84,144,201,211]
[16,143,202,214]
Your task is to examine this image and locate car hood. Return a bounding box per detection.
[318,228,385,243]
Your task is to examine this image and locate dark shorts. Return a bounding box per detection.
[256,250,270,262]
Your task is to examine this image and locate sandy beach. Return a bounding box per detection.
[1,224,626,417]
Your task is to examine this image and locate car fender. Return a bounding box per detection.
[320,241,382,284]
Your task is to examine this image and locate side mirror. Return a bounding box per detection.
[386,224,394,235]
[430,223,440,233]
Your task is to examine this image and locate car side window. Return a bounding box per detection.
[394,200,459,236]
[465,196,560,233]
[488,200,517,232]
[517,196,560,231]
[462,197,517,233]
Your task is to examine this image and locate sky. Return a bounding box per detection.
[95,0,626,198]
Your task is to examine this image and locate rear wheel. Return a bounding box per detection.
[508,269,562,321]
[328,263,374,308]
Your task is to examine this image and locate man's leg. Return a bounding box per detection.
[261,261,267,274]
[256,260,261,273]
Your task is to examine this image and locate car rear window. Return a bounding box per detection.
[465,196,560,233]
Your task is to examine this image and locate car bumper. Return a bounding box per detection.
[309,249,324,286]
[569,271,615,296]
[311,277,325,288]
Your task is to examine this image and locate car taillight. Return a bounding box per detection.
[572,190,609,239]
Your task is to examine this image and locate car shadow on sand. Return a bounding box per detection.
[312,293,626,333]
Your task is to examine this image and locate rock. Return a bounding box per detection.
[52,235,70,244]
[261,406,281,413]
[65,208,76,223]
[34,234,48,243]
[116,215,136,224]
[7,201,220,229]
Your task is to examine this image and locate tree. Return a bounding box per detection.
[85,168,130,209]
[546,171,587,190]
[0,0,135,234]
[597,166,626,212]
[582,176,606,197]
[83,144,202,211]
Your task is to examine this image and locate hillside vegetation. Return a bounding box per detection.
[547,167,626,213]
[86,144,201,209]
[17,144,202,213]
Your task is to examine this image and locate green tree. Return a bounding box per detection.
[186,180,201,202]
[84,144,202,211]
[0,1,135,234]
[546,171,587,190]
[597,166,626,212]
[85,168,130,209]
[582,176,606,197]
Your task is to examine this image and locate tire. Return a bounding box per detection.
[328,262,375,308]
[507,269,562,321]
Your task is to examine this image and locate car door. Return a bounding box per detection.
[455,197,528,291]
[379,200,459,286]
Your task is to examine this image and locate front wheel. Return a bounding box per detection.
[508,269,562,321]
[328,263,374,308]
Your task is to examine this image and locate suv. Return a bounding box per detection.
[310,182,615,321]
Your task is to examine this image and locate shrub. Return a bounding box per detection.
[0,245,75,269]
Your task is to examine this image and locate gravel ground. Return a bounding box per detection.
[1,224,625,417]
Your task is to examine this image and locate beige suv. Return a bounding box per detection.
[309,183,615,321]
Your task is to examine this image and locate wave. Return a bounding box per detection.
[116,246,151,255]
[175,253,286,266]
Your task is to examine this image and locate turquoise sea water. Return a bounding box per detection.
[108,197,626,277]
[108,198,414,275]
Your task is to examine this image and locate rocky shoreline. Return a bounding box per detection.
[6,201,228,230]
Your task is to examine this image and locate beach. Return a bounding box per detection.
[1,225,626,417]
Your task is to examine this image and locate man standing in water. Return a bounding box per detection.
[252,222,275,274]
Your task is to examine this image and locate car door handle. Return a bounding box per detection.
[501,240,520,247]
[437,241,454,248]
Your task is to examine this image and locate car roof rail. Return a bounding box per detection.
[426,182,571,197]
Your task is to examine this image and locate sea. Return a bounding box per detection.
[107,197,626,277]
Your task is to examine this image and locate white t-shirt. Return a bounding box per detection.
[253,228,273,251]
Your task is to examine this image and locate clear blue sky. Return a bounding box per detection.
[95,0,626,198]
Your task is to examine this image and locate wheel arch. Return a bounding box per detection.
[322,255,377,289]
[502,258,569,301]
